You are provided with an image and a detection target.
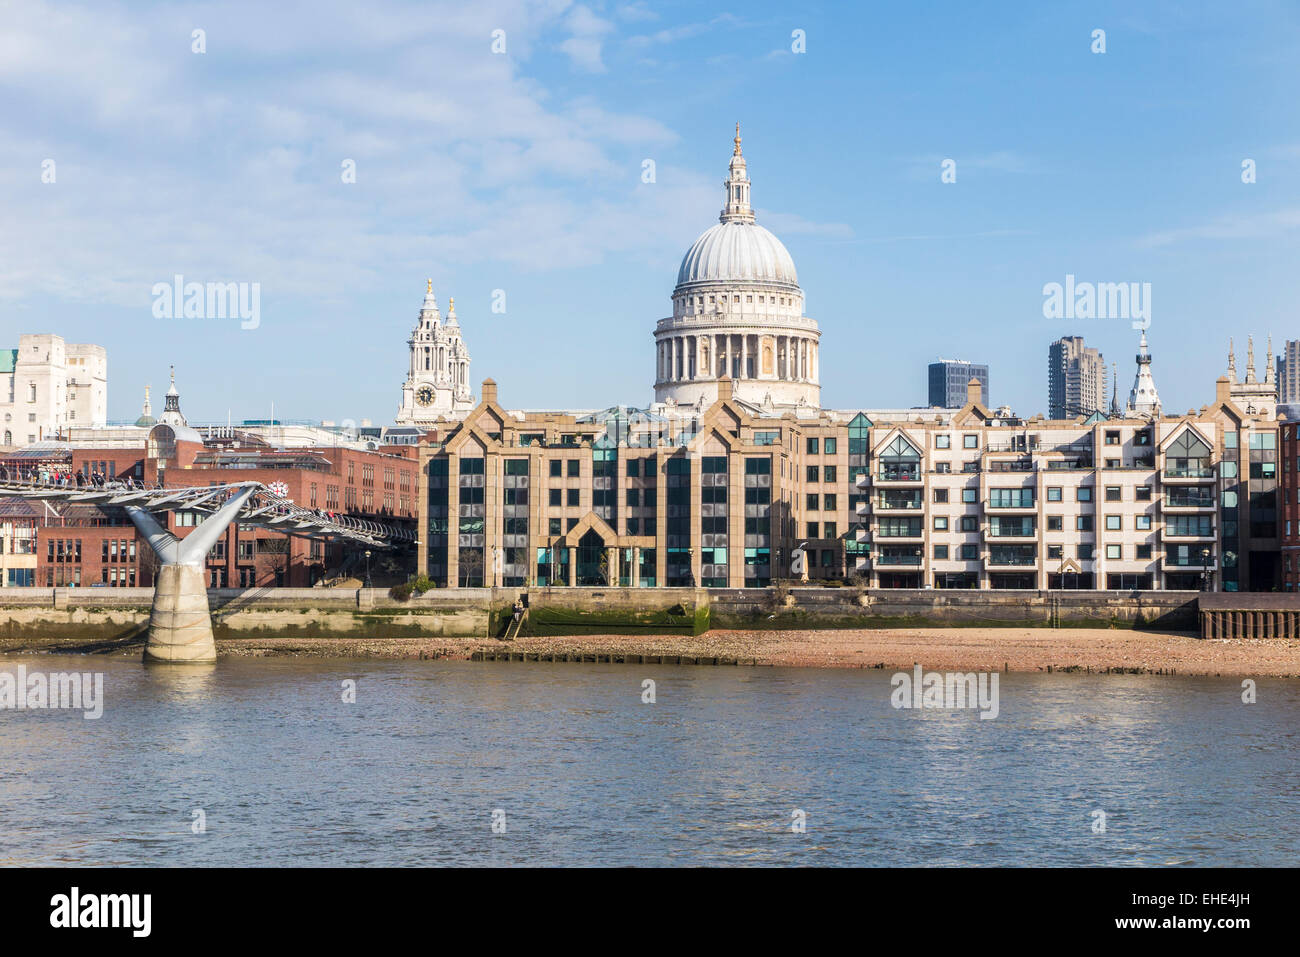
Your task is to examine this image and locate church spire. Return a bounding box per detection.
[1266,334,1275,385]
[719,123,755,225]
[1127,330,1161,416]
[1246,335,1257,384]
[1227,338,1237,381]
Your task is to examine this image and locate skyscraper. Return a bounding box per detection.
[1278,339,1300,405]
[1047,336,1105,419]
[928,359,989,408]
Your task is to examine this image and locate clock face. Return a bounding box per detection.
[416,385,435,407]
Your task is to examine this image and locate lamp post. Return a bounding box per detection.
[364,549,372,588]
[1201,547,1211,592]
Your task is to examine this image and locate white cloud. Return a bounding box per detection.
[559,4,614,73]
[1138,208,1300,247]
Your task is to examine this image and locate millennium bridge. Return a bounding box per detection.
[0,476,413,664]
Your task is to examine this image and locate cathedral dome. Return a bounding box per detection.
[676,221,798,289]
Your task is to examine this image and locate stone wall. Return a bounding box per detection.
[0,585,1202,644]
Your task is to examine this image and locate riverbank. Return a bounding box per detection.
[5,627,1300,676]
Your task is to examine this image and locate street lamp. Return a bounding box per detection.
[1201,547,1211,592]
[364,549,372,588]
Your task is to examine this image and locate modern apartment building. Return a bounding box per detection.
[417,372,1277,592]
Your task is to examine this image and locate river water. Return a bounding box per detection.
[1,656,1296,866]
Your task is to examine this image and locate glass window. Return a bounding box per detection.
[549,460,562,477]
[1047,515,1063,531]
[823,438,837,454]
[933,516,948,530]
[962,489,977,503]
[1106,515,1121,530]
[935,435,951,449]
[1105,486,1121,501]
[933,488,949,503]
[1106,544,1122,559]
[806,466,819,482]
[567,460,580,477]
[806,494,819,510]
[1077,487,1092,502]
[806,437,819,454]
[963,434,978,449]
[1136,515,1151,529]
[933,544,949,559]
[1047,487,1062,502]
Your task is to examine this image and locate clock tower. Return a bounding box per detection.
[396,280,475,426]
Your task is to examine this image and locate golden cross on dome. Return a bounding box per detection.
[733,122,742,155]
[426,278,433,295]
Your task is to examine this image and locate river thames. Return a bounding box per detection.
[1,656,1296,866]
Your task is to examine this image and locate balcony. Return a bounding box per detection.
[1163,465,1216,482]
[983,526,1036,541]
[983,497,1035,511]
[876,465,922,484]
[1162,526,1216,541]
[875,494,923,511]
[855,473,872,490]
[852,556,870,572]
[876,553,924,566]
[854,527,871,543]
[986,555,1038,567]
[1164,553,1216,569]
[1163,495,1215,511]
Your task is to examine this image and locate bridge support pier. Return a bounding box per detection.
[146,565,220,663]
[127,485,258,665]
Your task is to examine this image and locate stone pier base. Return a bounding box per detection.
[144,564,217,663]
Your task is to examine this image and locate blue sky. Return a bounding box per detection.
[2,0,1297,423]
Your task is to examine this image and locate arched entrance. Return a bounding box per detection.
[575,529,607,585]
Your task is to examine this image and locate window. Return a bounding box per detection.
[807,438,819,454]
[806,494,819,510]
[1047,545,1063,559]
[933,488,949,503]
[1077,545,1091,560]
[960,516,978,532]
[1136,544,1152,559]
[933,544,949,559]
[961,489,977,504]
[1136,515,1151,530]
[1077,487,1092,502]
[960,544,978,560]
[1105,486,1121,502]
[550,460,561,477]
[1077,516,1094,531]
[626,459,640,478]
[1047,515,1063,531]
[1105,430,1120,445]
[1047,487,1062,502]
[823,438,837,454]
[807,466,819,482]
[822,466,837,483]
[567,489,579,507]
[935,435,951,449]
[626,489,639,507]
[824,523,836,539]
[1106,515,1121,531]
[963,435,978,449]
[1106,544,1122,559]
[549,489,561,507]
[823,495,836,511]
[933,516,948,530]
[935,462,951,474]
[1136,486,1152,501]
[567,460,580,477]
[807,522,819,538]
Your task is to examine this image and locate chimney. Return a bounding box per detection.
[1215,375,1231,404]
[717,376,733,402]
[966,376,982,406]
[481,378,497,405]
